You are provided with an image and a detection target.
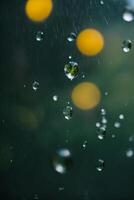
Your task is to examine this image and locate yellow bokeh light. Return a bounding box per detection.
[25,0,53,22]
[71,82,101,110]
[76,28,104,56]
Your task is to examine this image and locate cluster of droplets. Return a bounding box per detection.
[114,114,124,129]
[96,108,107,140]
[126,134,134,158]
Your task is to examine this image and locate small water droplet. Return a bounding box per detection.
[126,149,133,158]
[119,114,124,120]
[97,126,106,140]
[100,0,104,5]
[129,135,134,142]
[34,194,39,200]
[32,81,39,91]
[53,95,58,102]
[63,106,73,120]
[59,187,64,191]
[101,108,106,115]
[102,116,107,124]
[112,134,116,139]
[96,122,101,128]
[64,61,79,80]
[96,159,104,172]
[82,141,88,150]
[114,122,121,128]
[53,148,73,174]
[67,32,76,42]
[122,40,132,52]
[104,91,108,96]
[69,56,72,59]
[123,8,134,22]
[36,31,44,41]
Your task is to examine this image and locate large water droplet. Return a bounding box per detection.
[96,159,104,172]
[32,81,39,91]
[100,0,104,5]
[126,149,133,158]
[53,148,73,174]
[63,106,73,120]
[123,8,134,22]
[122,40,132,53]
[67,32,76,42]
[64,61,79,80]
[36,31,44,42]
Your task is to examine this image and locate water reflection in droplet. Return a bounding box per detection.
[64,61,79,80]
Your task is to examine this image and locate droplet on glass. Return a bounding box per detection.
[34,194,39,200]
[36,31,44,41]
[69,56,72,60]
[122,8,134,22]
[53,95,58,102]
[96,159,104,172]
[59,187,64,191]
[104,91,108,96]
[67,32,76,42]
[63,106,73,120]
[114,122,121,128]
[96,122,101,128]
[126,149,133,158]
[32,81,39,91]
[101,108,106,115]
[100,0,104,5]
[102,116,107,124]
[53,148,73,174]
[119,114,124,120]
[64,61,79,80]
[97,126,106,140]
[112,134,116,139]
[82,140,88,150]
[129,135,134,142]
[122,40,132,53]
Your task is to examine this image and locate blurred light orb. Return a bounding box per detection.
[76,28,104,56]
[71,82,101,110]
[25,0,53,22]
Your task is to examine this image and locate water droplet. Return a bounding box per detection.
[82,141,88,150]
[129,135,134,142]
[101,108,106,115]
[114,122,121,128]
[32,81,39,91]
[123,8,134,22]
[100,0,104,5]
[69,56,72,59]
[59,187,64,191]
[97,126,106,140]
[122,40,132,53]
[126,149,133,158]
[34,194,39,200]
[67,32,76,42]
[53,95,58,102]
[63,106,73,120]
[104,91,108,96]
[102,116,107,124]
[96,159,104,172]
[119,114,124,120]
[64,61,79,80]
[96,122,101,128]
[112,134,116,139]
[36,31,44,42]
[53,148,73,174]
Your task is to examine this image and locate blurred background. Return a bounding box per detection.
[0,0,134,199]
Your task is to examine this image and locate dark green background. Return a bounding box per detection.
[0,0,134,199]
